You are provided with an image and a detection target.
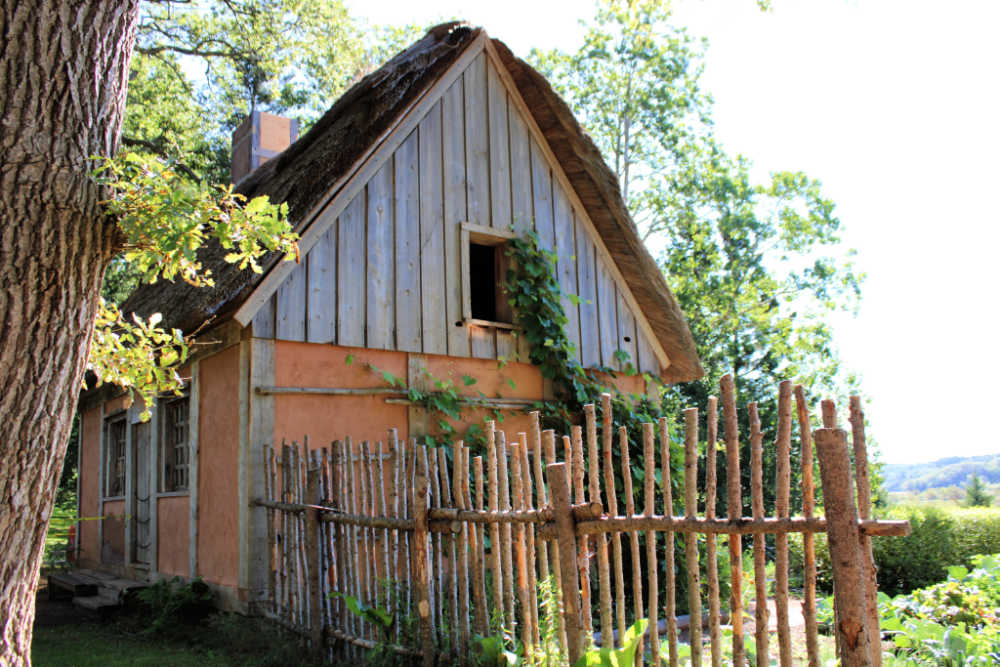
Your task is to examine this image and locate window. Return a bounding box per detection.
[461,222,515,326]
[161,396,189,492]
[104,416,126,498]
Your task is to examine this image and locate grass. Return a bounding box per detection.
[43,500,76,567]
[31,623,230,667]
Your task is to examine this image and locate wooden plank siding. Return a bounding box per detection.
[256,49,660,376]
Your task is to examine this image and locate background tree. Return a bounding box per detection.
[531,0,866,512]
[965,473,993,508]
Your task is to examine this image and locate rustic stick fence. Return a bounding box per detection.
[254,374,907,665]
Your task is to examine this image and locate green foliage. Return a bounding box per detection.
[965,473,993,507]
[870,555,1000,665]
[135,577,214,636]
[791,505,1000,596]
[575,619,647,667]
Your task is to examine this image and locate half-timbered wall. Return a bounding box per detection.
[251,49,661,375]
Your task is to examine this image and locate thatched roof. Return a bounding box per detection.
[122,22,703,382]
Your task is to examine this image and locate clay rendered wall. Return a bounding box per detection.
[156,495,189,577]
[270,340,646,453]
[196,344,242,588]
[77,406,102,568]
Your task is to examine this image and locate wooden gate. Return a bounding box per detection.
[255,374,908,666]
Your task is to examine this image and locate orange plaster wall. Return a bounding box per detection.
[156,496,190,577]
[78,406,102,567]
[101,499,125,564]
[274,342,410,445]
[196,345,241,588]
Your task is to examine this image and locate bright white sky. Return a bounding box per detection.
[346,0,1000,464]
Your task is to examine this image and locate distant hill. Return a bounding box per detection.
[883,453,1000,492]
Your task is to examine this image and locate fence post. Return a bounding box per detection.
[814,428,873,667]
[304,466,324,655]
[411,474,434,666]
[548,462,584,664]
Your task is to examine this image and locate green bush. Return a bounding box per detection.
[135,577,214,635]
[790,505,1000,596]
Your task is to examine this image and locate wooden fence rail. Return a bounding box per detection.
[254,374,907,665]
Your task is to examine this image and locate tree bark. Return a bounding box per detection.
[0,2,138,664]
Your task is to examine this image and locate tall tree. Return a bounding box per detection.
[0,3,140,661]
[964,473,992,508]
[532,0,862,406]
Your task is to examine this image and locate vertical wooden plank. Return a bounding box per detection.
[427,447,442,640]
[497,432,516,631]
[510,441,534,660]
[469,324,496,359]
[635,327,659,377]
[367,162,395,350]
[705,396,722,667]
[496,330,516,360]
[395,130,422,353]
[148,403,158,575]
[570,424,592,636]
[304,468,323,654]
[850,396,882,667]
[600,395,626,646]
[616,289,638,373]
[775,382,794,667]
[530,138,555,248]
[618,426,640,654]
[275,260,307,342]
[437,446,459,653]
[684,407,702,667]
[464,51,490,228]
[576,234,599,369]
[248,339,275,604]
[553,189,581,363]
[337,192,366,347]
[306,224,337,343]
[508,102,533,236]
[721,374,745,666]
[549,462,584,665]
[418,102,447,355]
[795,386,820,667]
[660,416,678,667]
[596,260,618,369]
[543,429,569,657]
[252,295,275,338]
[749,403,770,665]
[472,455,489,636]
[188,362,200,578]
[442,79,470,357]
[453,441,471,663]
[487,61,511,230]
[517,437,540,652]
[412,475,435,667]
[642,422,659,666]
[486,422,503,631]
[815,428,873,667]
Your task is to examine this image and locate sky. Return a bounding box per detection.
[346,0,1000,464]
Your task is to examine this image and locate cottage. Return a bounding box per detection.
[74,22,702,611]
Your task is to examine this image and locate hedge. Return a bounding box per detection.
[789,505,1000,596]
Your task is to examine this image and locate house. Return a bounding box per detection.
[74,22,702,611]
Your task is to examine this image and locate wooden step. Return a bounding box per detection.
[48,572,100,599]
[72,591,120,611]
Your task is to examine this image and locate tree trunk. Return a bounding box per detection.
[0,2,137,663]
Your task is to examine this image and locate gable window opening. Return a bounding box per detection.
[463,222,516,328]
[161,395,190,493]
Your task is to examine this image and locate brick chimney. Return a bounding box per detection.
[230,110,298,183]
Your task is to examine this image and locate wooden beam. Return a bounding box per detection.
[188,361,200,579]
[247,339,275,604]
[149,402,159,576]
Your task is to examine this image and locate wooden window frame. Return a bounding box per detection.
[103,413,126,500]
[460,222,517,329]
[159,394,190,494]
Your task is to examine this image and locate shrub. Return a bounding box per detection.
[135,577,214,635]
[790,505,1000,596]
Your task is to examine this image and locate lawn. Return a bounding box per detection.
[32,623,230,667]
[43,500,76,567]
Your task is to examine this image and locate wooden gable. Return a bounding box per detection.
[243,39,668,376]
